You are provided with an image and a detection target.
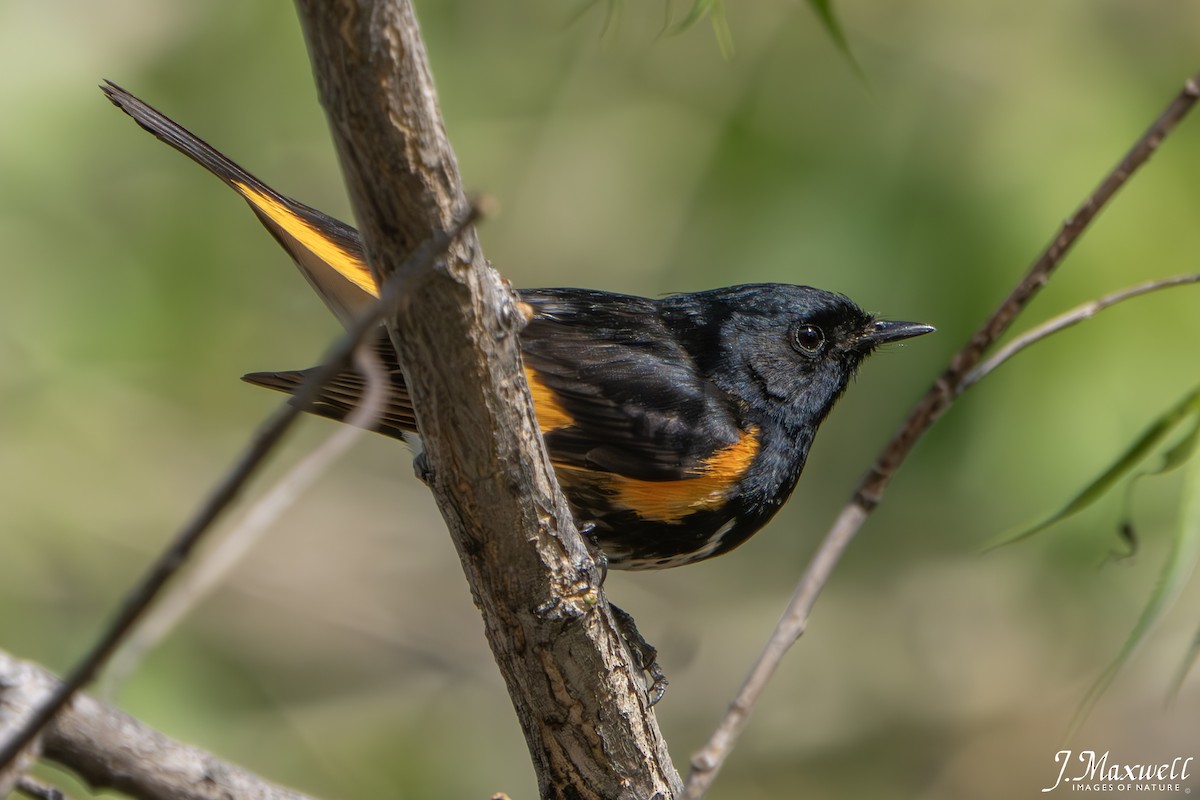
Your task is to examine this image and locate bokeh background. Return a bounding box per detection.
[3,1,1200,797]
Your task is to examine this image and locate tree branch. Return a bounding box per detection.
[0,650,317,800]
[16,774,69,800]
[292,2,679,798]
[684,69,1200,799]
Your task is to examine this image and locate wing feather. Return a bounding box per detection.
[519,289,745,482]
[246,290,747,484]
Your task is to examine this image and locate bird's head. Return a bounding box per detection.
[670,284,934,431]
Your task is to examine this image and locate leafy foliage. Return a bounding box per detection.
[660,0,731,58]
[990,385,1200,730]
[576,0,856,66]
[989,387,1200,550]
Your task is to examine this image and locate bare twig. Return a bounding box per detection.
[0,208,480,771]
[0,650,318,800]
[101,341,390,697]
[963,273,1200,389]
[16,775,68,800]
[0,708,41,800]
[684,70,1200,799]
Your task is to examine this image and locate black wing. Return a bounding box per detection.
[247,289,746,483]
[518,289,745,482]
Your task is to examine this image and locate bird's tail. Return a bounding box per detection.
[101,81,378,324]
[242,336,417,441]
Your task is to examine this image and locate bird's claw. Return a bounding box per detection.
[610,603,668,706]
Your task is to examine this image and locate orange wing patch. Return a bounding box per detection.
[524,367,574,433]
[557,426,760,523]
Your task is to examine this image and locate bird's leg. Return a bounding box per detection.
[610,603,668,706]
[577,521,608,587]
[576,522,667,704]
[412,449,435,486]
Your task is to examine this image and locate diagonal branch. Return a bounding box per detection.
[684,70,1200,799]
[292,2,679,798]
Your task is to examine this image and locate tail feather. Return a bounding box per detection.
[102,81,378,323]
[243,367,417,442]
[102,81,262,193]
[242,336,417,441]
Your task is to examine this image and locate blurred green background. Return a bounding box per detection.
[3,1,1200,797]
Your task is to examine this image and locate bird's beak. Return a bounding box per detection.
[855,319,936,349]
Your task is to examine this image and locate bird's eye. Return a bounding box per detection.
[790,323,825,355]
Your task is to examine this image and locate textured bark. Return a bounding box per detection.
[292,2,681,798]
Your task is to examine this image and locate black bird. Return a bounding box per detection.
[102,82,934,572]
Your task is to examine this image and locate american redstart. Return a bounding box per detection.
[103,82,933,572]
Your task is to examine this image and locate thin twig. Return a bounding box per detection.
[962,273,1200,389]
[0,206,480,771]
[0,720,40,800]
[100,341,390,697]
[16,775,67,800]
[684,70,1200,799]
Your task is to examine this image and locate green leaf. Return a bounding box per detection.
[980,384,1200,732]
[1154,411,1200,473]
[640,0,864,66]
[665,0,733,58]
[709,1,734,59]
[1109,411,1200,563]
[565,0,618,35]
[1170,623,1200,703]
[666,0,714,36]
[805,0,864,80]
[985,386,1200,551]
[1069,451,1200,734]
[1159,411,1200,702]
[600,0,621,38]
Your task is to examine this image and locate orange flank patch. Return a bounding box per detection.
[232,182,380,296]
[524,368,574,433]
[558,426,761,523]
